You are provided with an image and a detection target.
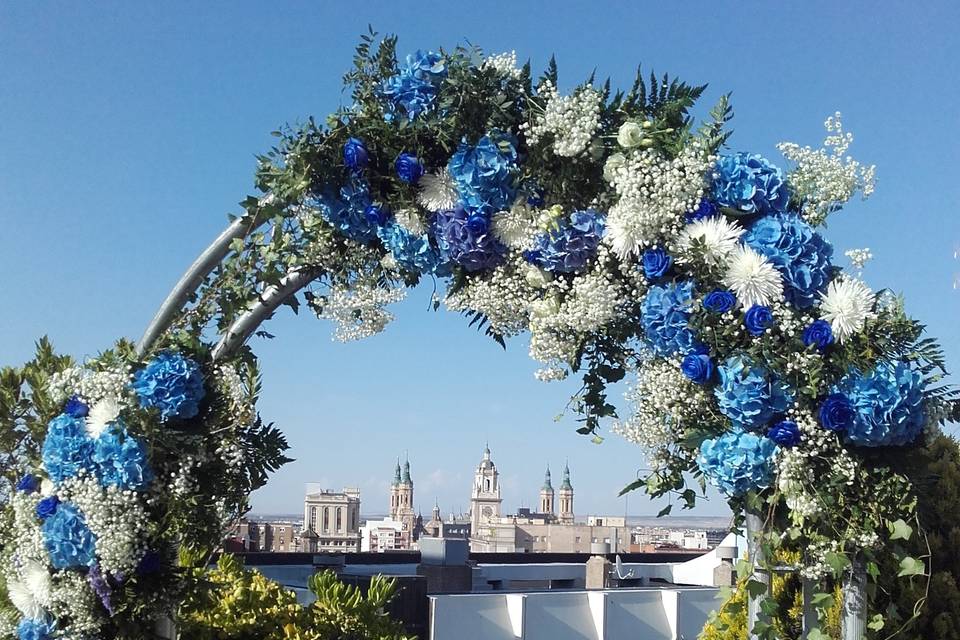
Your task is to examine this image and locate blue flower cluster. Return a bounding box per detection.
[744,213,834,308]
[685,198,717,223]
[16,617,54,640]
[42,502,97,569]
[433,205,507,272]
[316,179,379,244]
[382,50,447,121]
[524,210,605,274]
[447,132,519,214]
[342,137,369,172]
[714,356,793,430]
[42,414,95,484]
[711,153,790,215]
[833,361,926,447]
[378,221,450,276]
[697,430,778,497]
[132,352,205,420]
[642,248,672,280]
[92,423,154,491]
[640,281,697,356]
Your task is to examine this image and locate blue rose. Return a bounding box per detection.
[803,319,834,351]
[447,131,519,214]
[466,211,490,235]
[641,281,698,357]
[714,356,794,430]
[93,423,154,491]
[64,396,89,418]
[697,429,778,497]
[833,361,926,447]
[395,152,424,184]
[342,137,369,171]
[819,393,855,432]
[36,496,60,520]
[767,420,801,447]
[364,203,390,227]
[681,353,714,384]
[744,213,833,309]
[433,205,507,272]
[381,50,447,121]
[685,199,717,223]
[42,502,97,569]
[642,248,672,280]
[712,153,789,215]
[703,290,736,314]
[377,221,450,277]
[137,550,162,576]
[42,413,95,485]
[524,209,606,274]
[131,352,206,421]
[16,617,55,640]
[744,305,775,336]
[16,474,39,493]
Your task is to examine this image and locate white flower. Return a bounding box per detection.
[86,395,121,438]
[844,247,873,271]
[522,82,602,157]
[394,208,427,235]
[481,51,521,79]
[416,171,458,212]
[23,559,52,607]
[617,121,644,148]
[677,216,744,266]
[492,202,537,249]
[604,200,646,259]
[40,478,55,497]
[723,245,784,308]
[819,277,874,342]
[603,152,626,183]
[7,575,43,619]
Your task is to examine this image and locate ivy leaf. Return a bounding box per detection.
[811,592,834,607]
[888,518,913,541]
[824,551,851,574]
[745,578,768,598]
[868,614,885,631]
[897,556,925,577]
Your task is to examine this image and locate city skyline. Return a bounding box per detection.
[2,2,958,519]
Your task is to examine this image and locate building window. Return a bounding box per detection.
[310,507,317,530]
[323,508,330,532]
[575,536,581,543]
[336,507,343,532]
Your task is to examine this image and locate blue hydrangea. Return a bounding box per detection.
[640,281,698,356]
[315,179,378,243]
[132,352,205,421]
[833,361,926,447]
[697,429,778,497]
[41,413,94,485]
[93,422,154,491]
[377,221,451,276]
[714,356,794,430]
[744,213,833,309]
[382,50,447,121]
[447,132,519,214]
[524,210,605,273]
[433,205,507,272]
[42,502,97,569]
[16,617,54,640]
[712,153,790,215]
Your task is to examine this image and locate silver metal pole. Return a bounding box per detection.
[154,615,177,639]
[841,555,867,640]
[802,578,818,639]
[136,212,267,357]
[211,268,319,361]
[745,510,770,640]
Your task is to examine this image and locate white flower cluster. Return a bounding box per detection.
[818,276,875,343]
[60,475,149,574]
[613,359,709,452]
[416,172,458,213]
[492,200,539,250]
[603,146,713,259]
[481,50,522,79]
[46,570,101,637]
[844,247,873,272]
[777,112,876,225]
[522,81,602,157]
[395,207,430,235]
[445,254,538,337]
[48,364,131,406]
[676,215,744,267]
[316,281,407,342]
[214,363,254,427]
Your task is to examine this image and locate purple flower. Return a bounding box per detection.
[819,393,855,432]
[744,305,774,336]
[36,496,60,520]
[395,153,424,184]
[524,209,606,274]
[703,290,736,314]
[64,396,89,418]
[88,564,115,616]
[16,474,40,494]
[642,248,672,280]
[681,353,714,384]
[342,137,369,172]
[767,420,801,447]
[803,319,834,351]
[433,205,506,272]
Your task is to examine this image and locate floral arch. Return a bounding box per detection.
[1,32,957,640]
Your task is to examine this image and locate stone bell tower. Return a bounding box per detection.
[469,445,502,535]
[558,463,574,525]
[539,466,555,516]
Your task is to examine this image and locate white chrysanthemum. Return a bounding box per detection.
[677,216,744,266]
[86,395,120,438]
[819,277,874,342]
[394,208,427,235]
[723,245,784,308]
[416,171,458,212]
[23,559,52,607]
[604,202,645,259]
[7,576,43,619]
[492,202,537,249]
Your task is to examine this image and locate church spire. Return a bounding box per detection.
[542,466,554,491]
[393,460,402,486]
[561,463,573,490]
[402,457,412,485]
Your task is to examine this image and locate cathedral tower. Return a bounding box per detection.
[469,445,503,535]
[539,466,555,516]
[558,463,574,525]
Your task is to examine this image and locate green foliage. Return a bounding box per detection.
[180,554,412,640]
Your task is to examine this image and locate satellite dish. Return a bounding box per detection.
[614,554,635,580]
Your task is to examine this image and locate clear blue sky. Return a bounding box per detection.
[2,2,958,519]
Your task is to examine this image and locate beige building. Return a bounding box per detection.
[302,486,361,552]
[389,459,417,548]
[229,519,302,552]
